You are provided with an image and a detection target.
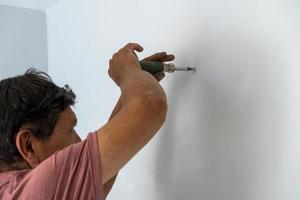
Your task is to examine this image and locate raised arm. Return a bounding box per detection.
[97,43,168,184]
[102,51,175,196]
[102,97,121,197]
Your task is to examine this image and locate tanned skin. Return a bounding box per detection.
[102,50,175,197]
[14,43,175,197]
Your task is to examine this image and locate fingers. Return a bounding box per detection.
[123,43,144,52]
[109,43,144,86]
[143,52,167,61]
[143,52,175,62]
[160,54,175,62]
[154,72,165,81]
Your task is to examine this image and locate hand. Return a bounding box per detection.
[142,52,175,81]
[109,43,144,86]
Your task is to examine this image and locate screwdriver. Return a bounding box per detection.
[139,61,195,75]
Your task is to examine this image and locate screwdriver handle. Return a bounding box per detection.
[139,61,164,75]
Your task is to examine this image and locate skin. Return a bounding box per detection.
[14,43,175,197]
[97,44,171,185]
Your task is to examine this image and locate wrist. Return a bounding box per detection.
[118,66,142,85]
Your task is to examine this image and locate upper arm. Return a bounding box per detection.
[97,95,167,184]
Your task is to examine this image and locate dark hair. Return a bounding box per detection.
[0,68,76,165]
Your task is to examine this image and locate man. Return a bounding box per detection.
[0,43,174,199]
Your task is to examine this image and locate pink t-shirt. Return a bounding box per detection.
[0,132,105,200]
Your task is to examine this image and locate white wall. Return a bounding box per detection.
[0,5,48,79]
[0,0,61,11]
[47,0,300,200]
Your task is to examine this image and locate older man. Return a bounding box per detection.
[0,43,174,199]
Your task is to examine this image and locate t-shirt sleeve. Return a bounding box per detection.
[19,132,105,200]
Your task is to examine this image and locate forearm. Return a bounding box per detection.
[103,96,122,196]
[119,68,167,104]
[103,174,117,198]
[103,67,165,194]
[108,96,122,120]
[97,43,168,184]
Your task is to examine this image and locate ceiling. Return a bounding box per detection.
[0,0,61,11]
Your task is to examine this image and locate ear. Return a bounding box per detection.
[15,129,40,168]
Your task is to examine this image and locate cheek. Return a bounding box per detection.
[50,136,73,152]
[62,134,78,147]
[48,131,81,154]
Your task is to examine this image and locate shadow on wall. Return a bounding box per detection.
[153,27,287,200]
[154,67,208,200]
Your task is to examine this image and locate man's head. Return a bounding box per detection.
[0,69,81,171]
